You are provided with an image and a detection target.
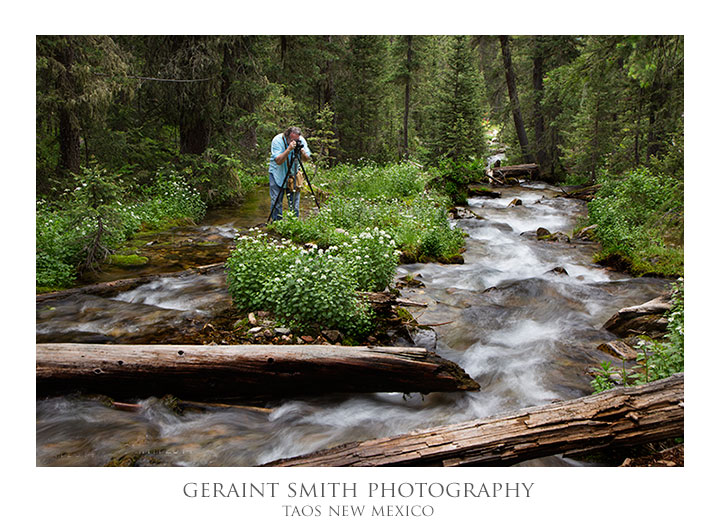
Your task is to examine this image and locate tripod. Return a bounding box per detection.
[267,144,322,223]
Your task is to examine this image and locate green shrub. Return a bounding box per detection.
[36,166,206,290]
[180,149,265,207]
[270,169,464,264]
[225,231,377,335]
[314,161,430,200]
[588,166,683,276]
[232,161,465,336]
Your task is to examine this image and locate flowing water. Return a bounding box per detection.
[36,182,669,467]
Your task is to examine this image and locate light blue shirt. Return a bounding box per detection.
[269,133,311,187]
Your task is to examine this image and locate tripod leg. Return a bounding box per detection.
[298,159,322,211]
[286,187,300,218]
[268,176,285,222]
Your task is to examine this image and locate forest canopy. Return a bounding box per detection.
[37,35,683,190]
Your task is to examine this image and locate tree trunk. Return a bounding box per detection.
[264,373,684,466]
[55,38,81,175]
[474,36,504,119]
[58,106,81,175]
[532,38,549,175]
[36,343,480,401]
[179,112,211,155]
[491,163,539,180]
[499,36,533,164]
[402,36,412,159]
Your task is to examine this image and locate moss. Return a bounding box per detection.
[161,394,183,415]
[595,247,683,278]
[397,307,416,324]
[107,253,149,268]
[105,453,142,467]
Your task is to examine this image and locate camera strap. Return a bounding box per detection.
[283,136,298,174]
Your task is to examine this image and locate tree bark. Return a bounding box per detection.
[532,38,548,174]
[499,36,533,164]
[402,36,412,159]
[491,163,539,180]
[264,373,684,466]
[55,38,81,175]
[36,343,480,401]
[179,112,211,155]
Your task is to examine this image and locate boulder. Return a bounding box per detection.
[322,329,343,343]
[603,295,672,338]
[467,185,502,199]
[450,206,482,220]
[597,340,639,362]
[573,224,598,241]
[536,228,571,243]
[508,198,523,207]
[545,267,568,275]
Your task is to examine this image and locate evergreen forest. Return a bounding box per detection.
[36,35,683,290]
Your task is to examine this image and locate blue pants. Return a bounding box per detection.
[269,175,300,221]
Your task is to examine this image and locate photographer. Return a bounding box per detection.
[268,126,311,221]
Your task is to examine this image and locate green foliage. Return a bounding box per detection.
[226,231,376,336]
[227,162,464,336]
[36,166,206,290]
[589,361,621,393]
[178,149,262,207]
[315,161,430,199]
[426,36,485,165]
[335,35,393,162]
[543,36,683,181]
[307,104,339,168]
[633,279,684,384]
[588,162,683,276]
[591,278,684,392]
[427,158,486,205]
[271,162,464,263]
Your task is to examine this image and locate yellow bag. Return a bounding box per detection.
[288,170,304,192]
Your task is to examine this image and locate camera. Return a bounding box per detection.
[293,141,304,153]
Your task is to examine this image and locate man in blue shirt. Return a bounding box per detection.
[268,126,311,221]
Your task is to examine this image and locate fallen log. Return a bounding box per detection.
[491,163,539,180]
[110,399,273,414]
[36,343,479,401]
[561,184,601,201]
[264,373,683,466]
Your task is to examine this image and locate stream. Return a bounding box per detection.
[35,182,669,467]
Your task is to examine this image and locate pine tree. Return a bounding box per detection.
[335,35,391,161]
[36,36,129,186]
[428,35,484,164]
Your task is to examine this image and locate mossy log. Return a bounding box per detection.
[36,343,479,401]
[264,373,684,466]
